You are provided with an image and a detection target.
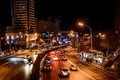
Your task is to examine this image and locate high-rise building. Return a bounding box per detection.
[115,0,120,47]
[4,0,36,49]
[11,0,36,33]
[115,0,120,30]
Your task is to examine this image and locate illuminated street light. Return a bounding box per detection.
[78,22,93,52]
[98,32,106,39]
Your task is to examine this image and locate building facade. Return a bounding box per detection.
[37,19,60,45]
[11,0,36,33]
[4,0,36,50]
[115,0,120,31]
[115,0,120,45]
[37,19,60,34]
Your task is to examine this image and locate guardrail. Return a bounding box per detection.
[30,45,67,80]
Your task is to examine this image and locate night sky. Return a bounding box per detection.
[0,0,115,32]
[0,0,11,30]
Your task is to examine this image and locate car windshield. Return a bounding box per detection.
[71,64,76,67]
[62,71,68,75]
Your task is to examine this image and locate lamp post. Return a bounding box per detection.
[0,37,1,52]
[78,22,93,52]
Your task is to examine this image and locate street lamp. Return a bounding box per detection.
[78,22,93,52]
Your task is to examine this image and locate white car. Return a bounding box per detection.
[59,69,70,77]
[70,64,78,71]
[53,56,59,61]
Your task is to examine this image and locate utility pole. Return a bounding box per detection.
[0,20,1,52]
[9,36,11,51]
[0,37,1,52]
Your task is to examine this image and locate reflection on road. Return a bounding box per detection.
[0,57,33,80]
[24,64,33,79]
[0,49,39,80]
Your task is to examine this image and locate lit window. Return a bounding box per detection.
[6,36,9,40]
[11,35,14,40]
[16,35,19,38]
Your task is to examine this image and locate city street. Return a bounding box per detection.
[0,0,119,80]
[41,49,119,80]
[0,48,119,80]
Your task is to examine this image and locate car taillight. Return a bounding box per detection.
[44,66,46,69]
[50,66,52,69]
[68,71,70,73]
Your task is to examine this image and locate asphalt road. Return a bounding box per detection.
[42,49,119,80]
[42,50,95,80]
[0,57,33,80]
[0,50,38,80]
[0,48,119,80]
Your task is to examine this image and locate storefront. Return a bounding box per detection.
[80,50,103,63]
[92,50,103,63]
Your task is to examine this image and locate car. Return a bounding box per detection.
[58,69,70,77]
[24,55,33,65]
[62,56,67,61]
[34,51,39,55]
[34,52,39,58]
[45,56,51,60]
[25,55,31,59]
[59,53,64,56]
[27,59,33,65]
[53,56,59,61]
[42,64,52,72]
[70,64,78,71]
[44,59,51,64]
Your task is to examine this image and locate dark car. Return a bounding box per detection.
[24,55,33,65]
[27,58,33,65]
[62,57,67,61]
[58,69,70,77]
[42,64,52,72]
[44,59,51,64]
[25,55,31,59]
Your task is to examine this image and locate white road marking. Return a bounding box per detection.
[68,59,96,80]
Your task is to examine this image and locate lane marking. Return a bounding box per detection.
[68,59,96,80]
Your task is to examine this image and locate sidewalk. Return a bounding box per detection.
[0,55,15,61]
[0,49,29,61]
[85,59,119,77]
[69,49,119,77]
[71,49,119,76]
[0,56,9,60]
